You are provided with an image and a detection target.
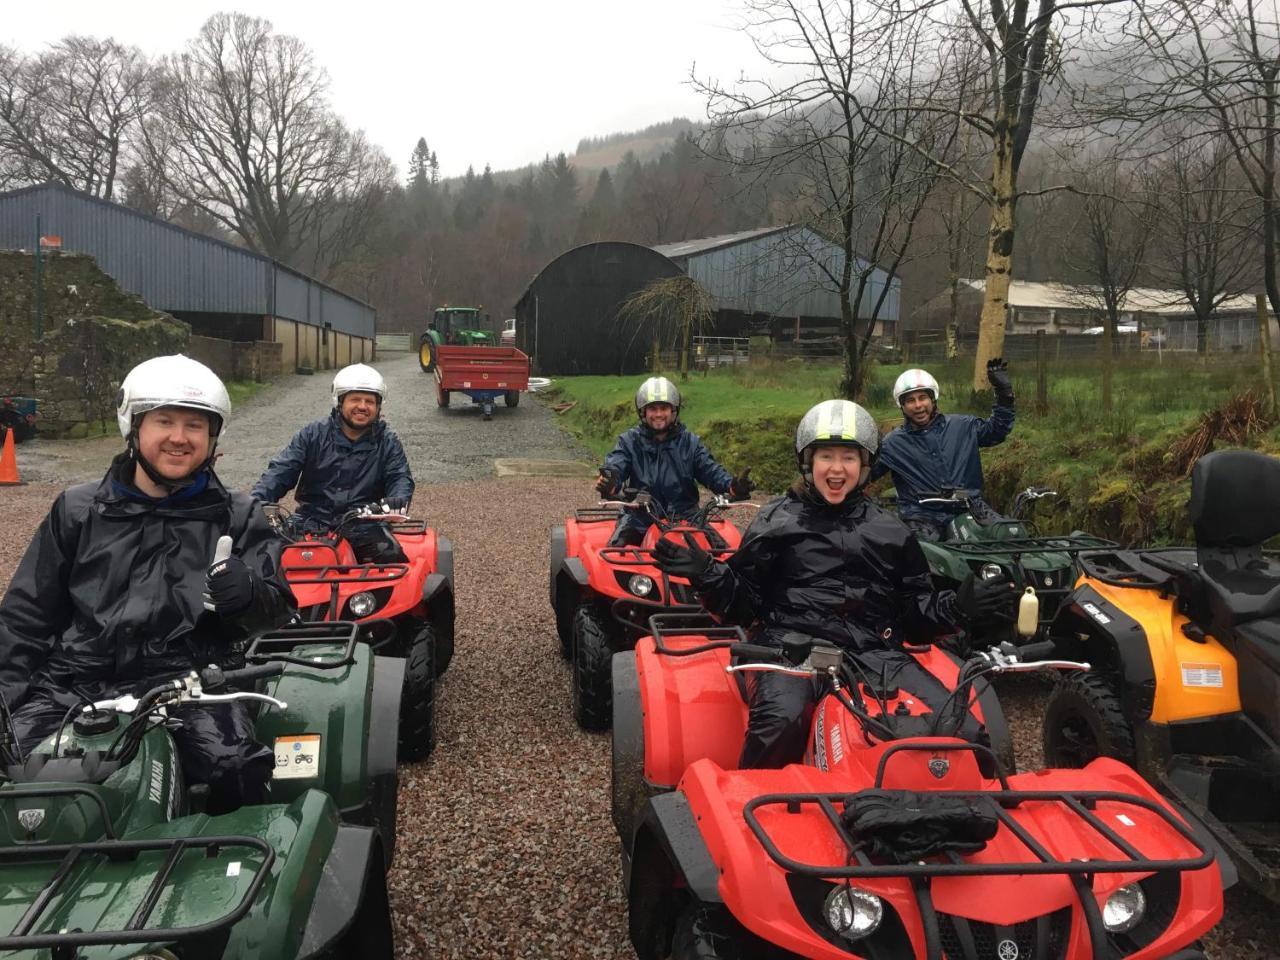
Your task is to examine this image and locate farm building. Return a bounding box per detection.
[912,278,1277,351]
[0,182,375,378]
[514,225,901,375]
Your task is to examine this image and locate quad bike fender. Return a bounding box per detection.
[296,822,389,958]
[422,533,455,600]
[550,525,568,606]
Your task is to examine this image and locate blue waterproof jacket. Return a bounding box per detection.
[602,422,733,528]
[252,411,414,527]
[868,400,1014,521]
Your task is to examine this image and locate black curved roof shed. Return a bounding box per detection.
[513,241,683,375]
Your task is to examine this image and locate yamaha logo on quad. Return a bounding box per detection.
[17,808,44,832]
[997,940,1020,960]
[928,755,950,779]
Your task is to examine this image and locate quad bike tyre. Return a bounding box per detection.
[671,904,741,959]
[504,390,520,408]
[1043,671,1136,769]
[419,338,437,373]
[573,604,613,731]
[399,623,437,761]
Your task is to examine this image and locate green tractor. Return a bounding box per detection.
[0,622,401,958]
[418,306,494,372]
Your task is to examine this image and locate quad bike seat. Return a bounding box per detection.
[1190,450,1280,631]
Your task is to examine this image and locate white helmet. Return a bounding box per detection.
[116,355,231,440]
[794,399,880,469]
[634,376,681,416]
[332,363,387,407]
[892,368,940,406]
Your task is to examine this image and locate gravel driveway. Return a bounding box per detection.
[0,358,1276,958]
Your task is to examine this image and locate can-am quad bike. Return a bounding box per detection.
[1042,447,1280,904]
[612,613,1226,960]
[883,486,1114,649]
[0,620,401,959]
[268,502,455,761]
[549,492,756,732]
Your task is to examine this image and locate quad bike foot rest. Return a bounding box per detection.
[0,834,273,949]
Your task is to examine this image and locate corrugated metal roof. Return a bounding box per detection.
[959,279,1267,316]
[0,182,375,337]
[651,225,793,260]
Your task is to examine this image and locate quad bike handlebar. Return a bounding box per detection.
[598,490,758,528]
[86,663,289,718]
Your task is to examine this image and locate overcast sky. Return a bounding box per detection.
[3,1,760,179]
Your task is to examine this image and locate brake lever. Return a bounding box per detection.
[187,690,289,709]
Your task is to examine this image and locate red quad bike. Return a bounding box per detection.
[269,503,455,762]
[612,614,1227,960]
[549,492,756,731]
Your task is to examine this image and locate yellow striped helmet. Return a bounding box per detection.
[635,376,682,417]
[795,399,879,478]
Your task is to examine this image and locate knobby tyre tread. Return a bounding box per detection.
[1042,670,1135,768]
[399,623,437,761]
[572,604,613,731]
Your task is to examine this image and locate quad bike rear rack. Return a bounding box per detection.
[742,741,1214,960]
[286,563,409,621]
[0,833,274,951]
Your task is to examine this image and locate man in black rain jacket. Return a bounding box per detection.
[596,376,751,546]
[656,399,1014,769]
[253,363,414,562]
[0,356,295,811]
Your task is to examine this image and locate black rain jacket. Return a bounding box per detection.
[695,484,958,651]
[252,410,414,527]
[602,422,733,523]
[0,454,295,709]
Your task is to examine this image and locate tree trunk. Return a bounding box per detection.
[1101,311,1114,412]
[973,133,1017,394]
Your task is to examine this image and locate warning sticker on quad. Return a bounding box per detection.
[1180,663,1224,689]
[274,734,321,779]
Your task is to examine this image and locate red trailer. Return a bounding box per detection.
[434,344,530,420]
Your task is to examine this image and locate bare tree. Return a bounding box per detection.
[0,36,156,198]
[697,0,961,398]
[141,13,393,272]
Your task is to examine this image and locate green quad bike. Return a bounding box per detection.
[418,306,493,373]
[886,486,1114,648]
[0,621,402,959]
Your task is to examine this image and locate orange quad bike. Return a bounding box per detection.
[612,613,1227,959]
[548,492,756,731]
[268,503,454,762]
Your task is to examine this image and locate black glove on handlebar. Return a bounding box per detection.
[385,497,410,513]
[954,572,1016,624]
[204,555,255,616]
[986,358,1014,403]
[728,468,754,502]
[595,468,620,497]
[654,534,714,585]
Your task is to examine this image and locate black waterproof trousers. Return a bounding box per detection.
[11,687,275,814]
[739,645,986,770]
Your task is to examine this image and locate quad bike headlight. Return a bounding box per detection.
[628,574,655,598]
[823,886,883,940]
[979,562,1005,580]
[348,591,378,618]
[1102,883,1146,933]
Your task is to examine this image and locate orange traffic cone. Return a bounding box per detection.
[0,427,22,486]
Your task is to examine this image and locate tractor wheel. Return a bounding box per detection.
[398,624,437,762]
[504,390,520,408]
[671,904,742,960]
[1043,672,1135,769]
[572,604,614,731]
[418,338,436,373]
[436,382,450,408]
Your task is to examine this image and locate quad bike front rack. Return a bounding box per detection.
[0,833,275,952]
[574,506,622,523]
[285,563,409,621]
[646,611,749,656]
[246,621,361,668]
[742,742,1214,960]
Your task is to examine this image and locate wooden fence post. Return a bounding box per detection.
[1036,329,1048,414]
[1257,293,1277,419]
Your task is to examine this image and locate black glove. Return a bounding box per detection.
[595,468,620,497]
[728,468,754,502]
[385,497,410,513]
[954,572,1016,624]
[654,534,714,583]
[204,555,255,616]
[986,358,1013,402]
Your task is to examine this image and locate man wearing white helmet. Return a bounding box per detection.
[655,399,1015,768]
[253,363,414,561]
[869,359,1015,540]
[595,375,752,546]
[0,355,295,810]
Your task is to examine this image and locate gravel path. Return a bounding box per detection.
[1,360,1277,957]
